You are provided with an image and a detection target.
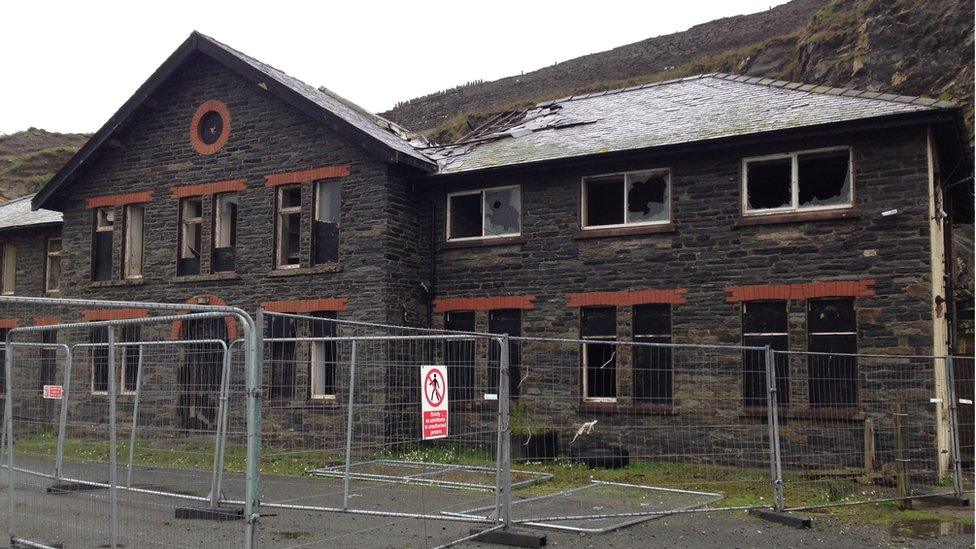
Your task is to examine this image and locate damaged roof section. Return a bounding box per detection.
[424,73,957,175]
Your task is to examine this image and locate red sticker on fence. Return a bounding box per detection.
[43,385,63,400]
[421,365,449,440]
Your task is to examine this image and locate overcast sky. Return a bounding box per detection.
[1,0,789,135]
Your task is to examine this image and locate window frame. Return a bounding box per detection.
[632,304,673,405]
[580,306,617,403]
[446,185,522,242]
[741,146,854,216]
[807,298,859,408]
[177,197,203,276]
[309,312,338,400]
[580,168,672,230]
[312,180,341,265]
[119,325,141,396]
[741,301,790,408]
[91,207,114,281]
[90,326,109,395]
[45,237,61,293]
[122,203,145,280]
[0,242,15,295]
[212,192,239,273]
[275,185,303,269]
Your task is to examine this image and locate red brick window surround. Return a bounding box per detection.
[264,165,351,187]
[566,289,687,308]
[82,309,148,322]
[171,179,246,199]
[433,295,535,314]
[262,298,348,314]
[85,191,153,209]
[190,100,231,156]
[0,319,19,329]
[724,279,875,303]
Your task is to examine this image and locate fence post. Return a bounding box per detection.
[55,347,73,484]
[342,341,358,510]
[243,309,263,549]
[498,335,513,530]
[764,345,785,512]
[5,332,16,543]
[209,341,232,508]
[126,344,143,488]
[107,327,118,549]
[944,356,965,498]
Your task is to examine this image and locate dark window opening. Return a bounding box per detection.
[121,325,141,393]
[742,301,790,407]
[313,181,340,265]
[40,331,56,388]
[633,304,672,404]
[746,158,792,210]
[808,298,857,408]
[91,326,109,393]
[276,186,302,268]
[267,316,296,399]
[92,208,114,281]
[179,318,227,431]
[798,150,851,208]
[584,175,625,227]
[198,111,223,145]
[0,329,8,394]
[627,173,669,223]
[213,193,238,272]
[178,198,203,276]
[488,309,521,400]
[581,306,616,399]
[445,311,476,402]
[448,193,482,239]
[310,312,337,398]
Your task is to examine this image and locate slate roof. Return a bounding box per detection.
[0,195,62,231]
[424,73,958,175]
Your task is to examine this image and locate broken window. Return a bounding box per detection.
[447,186,521,240]
[742,301,790,408]
[633,304,672,404]
[488,309,521,400]
[123,204,145,279]
[45,238,61,292]
[92,208,114,281]
[310,312,337,399]
[581,306,616,400]
[313,181,340,264]
[120,325,141,394]
[90,326,109,393]
[0,243,14,295]
[276,186,302,268]
[178,198,203,276]
[444,311,476,402]
[744,148,851,214]
[583,169,670,228]
[808,298,857,408]
[266,315,296,399]
[213,193,238,272]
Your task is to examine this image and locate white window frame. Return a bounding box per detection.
[119,343,139,396]
[446,185,521,242]
[275,185,302,269]
[179,197,203,261]
[310,341,336,400]
[123,204,145,280]
[213,192,238,251]
[45,238,61,293]
[741,146,853,216]
[0,243,15,296]
[582,336,617,403]
[580,168,672,230]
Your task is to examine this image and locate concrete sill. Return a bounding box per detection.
[574,224,675,240]
[267,264,342,277]
[440,236,525,251]
[90,279,145,288]
[173,272,242,283]
[734,208,859,228]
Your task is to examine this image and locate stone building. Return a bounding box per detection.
[2,33,971,462]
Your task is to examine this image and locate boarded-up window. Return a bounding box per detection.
[808,298,857,407]
[742,301,790,407]
[488,309,521,400]
[310,312,337,399]
[744,148,852,214]
[267,316,296,399]
[90,326,109,393]
[582,170,670,228]
[178,198,203,276]
[123,204,145,279]
[276,186,302,268]
[313,181,340,265]
[213,193,238,273]
[92,208,114,281]
[45,238,61,292]
[633,304,672,404]
[447,186,521,241]
[581,306,616,400]
[1,243,15,295]
[445,311,476,402]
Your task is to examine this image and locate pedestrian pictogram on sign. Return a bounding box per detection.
[421,365,449,440]
[43,385,63,400]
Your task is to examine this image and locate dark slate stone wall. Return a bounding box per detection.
[0,226,61,304]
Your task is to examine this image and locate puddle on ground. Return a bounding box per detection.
[890,519,974,539]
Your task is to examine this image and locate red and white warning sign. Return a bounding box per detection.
[421,365,449,440]
[43,385,63,400]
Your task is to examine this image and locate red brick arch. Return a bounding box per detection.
[189,100,231,156]
[170,295,239,341]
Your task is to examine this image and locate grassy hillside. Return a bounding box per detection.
[0,128,89,200]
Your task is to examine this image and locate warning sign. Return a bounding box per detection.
[421,365,449,440]
[43,385,63,400]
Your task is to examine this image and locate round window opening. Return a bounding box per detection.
[198,111,224,145]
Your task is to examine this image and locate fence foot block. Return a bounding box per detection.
[748,508,811,529]
[175,506,245,521]
[926,494,970,507]
[46,481,106,494]
[468,528,546,547]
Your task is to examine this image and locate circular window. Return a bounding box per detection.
[190,100,231,155]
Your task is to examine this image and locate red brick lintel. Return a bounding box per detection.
[85,191,153,209]
[566,289,687,308]
[171,179,246,199]
[724,279,876,303]
[82,309,149,322]
[264,164,351,187]
[433,296,535,314]
[0,318,19,329]
[34,316,60,326]
[262,298,348,314]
